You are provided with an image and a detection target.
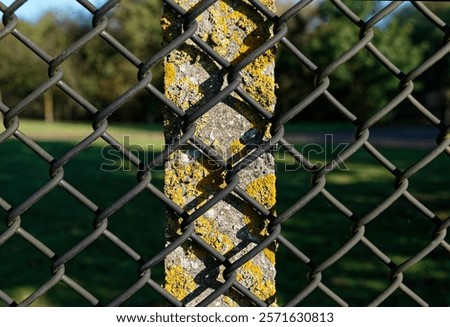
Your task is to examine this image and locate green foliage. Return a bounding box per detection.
[68,1,164,122]
[0,31,47,106]
[1,1,448,123]
[275,1,440,123]
[0,121,448,305]
[396,3,450,123]
[112,1,163,60]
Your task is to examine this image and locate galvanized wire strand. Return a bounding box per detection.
[0,0,448,307]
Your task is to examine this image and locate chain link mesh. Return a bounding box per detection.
[0,0,449,306]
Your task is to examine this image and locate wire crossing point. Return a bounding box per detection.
[162,0,277,306]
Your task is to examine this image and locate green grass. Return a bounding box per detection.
[282,121,352,134]
[274,145,450,306]
[0,120,449,306]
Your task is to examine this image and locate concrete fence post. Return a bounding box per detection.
[162,0,277,306]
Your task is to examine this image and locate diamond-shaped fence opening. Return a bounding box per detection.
[0,0,449,307]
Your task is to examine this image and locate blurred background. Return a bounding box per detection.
[0,0,449,306]
[0,0,449,125]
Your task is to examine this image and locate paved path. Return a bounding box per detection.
[284,126,445,149]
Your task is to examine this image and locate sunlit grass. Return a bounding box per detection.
[0,120,449,306]
[17,119,165,149]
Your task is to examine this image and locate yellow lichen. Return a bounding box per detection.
[165,265,197,300]
[246,173,276,208]
[223,294,239,307]
[164,63,176,90]
[165,157,227,235]
[264,123,273,140]
[229,139,245,156]
[239,260,276,302]
[241,49,277,113]
[259,0,276,11]
[165,179,185,207]
[160,16,171,32]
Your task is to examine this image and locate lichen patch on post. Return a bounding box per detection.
[163,0,277,306]
[244,173,276,238]
[239,260,277,303]
[165,265,197,301]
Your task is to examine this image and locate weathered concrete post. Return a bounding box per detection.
[162,0,277,306]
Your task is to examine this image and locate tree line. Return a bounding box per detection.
[0,1,448,124]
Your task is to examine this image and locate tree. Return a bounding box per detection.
[71,0,164,122]
[0,12,91,121]
[275,1,432,123]
[0,23,48,120]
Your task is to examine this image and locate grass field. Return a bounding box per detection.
[0,120,449,306]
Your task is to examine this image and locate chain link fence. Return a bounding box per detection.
[0,0,449,306]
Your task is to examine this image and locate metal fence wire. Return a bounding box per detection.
[1,0,449,307]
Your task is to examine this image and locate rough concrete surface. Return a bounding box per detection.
[163,0,278,306]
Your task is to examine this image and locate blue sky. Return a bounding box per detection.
[1,0,108,23]
[1,0,399,24]
[1,0,299,23]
